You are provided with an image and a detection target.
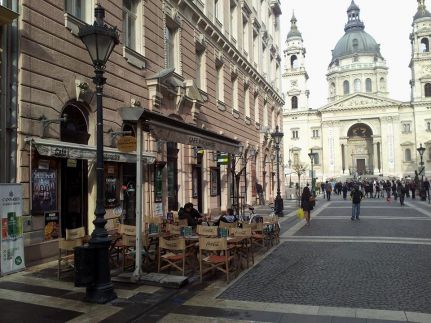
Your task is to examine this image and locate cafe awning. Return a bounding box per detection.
[118,108,242,154]
[25,137,156,164]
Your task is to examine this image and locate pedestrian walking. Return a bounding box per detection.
[411,182,416,199]
[321,182,326,199]
[350,186,364,221]
[424,178,430,203]
[301,186,314,226]
[325,181,332,201]
[397,181,405,206]
[342,182,348,200]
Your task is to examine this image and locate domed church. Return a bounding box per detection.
[282,0,431,181]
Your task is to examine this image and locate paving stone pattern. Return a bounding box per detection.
[294,218,431,238]
[219,242,431,313]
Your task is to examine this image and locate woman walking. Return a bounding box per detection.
[301,186,314,226]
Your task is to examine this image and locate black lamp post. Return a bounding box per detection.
[78,4,119,304]
[308,149,317,196]
[417,143,426,201]
[271,126,284,216]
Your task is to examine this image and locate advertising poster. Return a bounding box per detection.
[44,211,60,241]
[32,169,56,213]
[0,184,25,275]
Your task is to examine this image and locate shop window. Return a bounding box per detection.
[60,103,89,145]
[210,168,220,196]
[292,130,299,139]
[425,83,431,97]
[154,163,164,202]
[105,164,119,208]
[254,94,259,123]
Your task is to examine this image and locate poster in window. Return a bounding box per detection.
[44,211,60,241]
[105,165,118,209]
[32,169,57,213]
[210,168,219,196]
[154,166,163,202]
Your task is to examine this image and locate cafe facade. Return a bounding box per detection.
[14,0,284,264]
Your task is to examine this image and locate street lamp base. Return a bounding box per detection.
[85,283,117,304]
[274,196,284,217]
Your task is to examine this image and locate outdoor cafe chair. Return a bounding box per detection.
[198,237,236,282]
[58,227,85,280]
[230,227,254,268]
[158,236,195,276]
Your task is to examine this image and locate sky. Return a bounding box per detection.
[279,0,421,108]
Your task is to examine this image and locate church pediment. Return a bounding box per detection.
[320,94,403,112]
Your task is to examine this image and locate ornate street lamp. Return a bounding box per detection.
[308,149,318,196]
[271,126,284,216]
[78,4,119,304]
[417,143,426,201]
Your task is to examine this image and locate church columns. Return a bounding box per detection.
[373,141,380,175]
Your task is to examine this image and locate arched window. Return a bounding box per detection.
[330,82,336,96]
[291,96,298,109]
[60,103,89,144]
[343,80,350,95]
[421,38,430,52]
[354,79,361,92]
[405,148,412,162]
[365,78,372,92]
[290,55,299,69]
[425,83,431,97]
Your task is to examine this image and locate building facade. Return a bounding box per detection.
[10,0,283,264]
[283,0,431,185]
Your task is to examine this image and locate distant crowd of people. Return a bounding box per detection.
[317,178,430,204]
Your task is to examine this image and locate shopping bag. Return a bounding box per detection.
[297,208,304,219]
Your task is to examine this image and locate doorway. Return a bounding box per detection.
[167,142,178,211]
[356,159,366,175]
[60,159,88,237]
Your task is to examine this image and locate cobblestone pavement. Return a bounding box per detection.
[212,195,431,322]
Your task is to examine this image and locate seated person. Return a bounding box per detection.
[214,208,237,226]
[178,202,203,227]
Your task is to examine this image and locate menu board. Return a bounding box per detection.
[44,211,60,241]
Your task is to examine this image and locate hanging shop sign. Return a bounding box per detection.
[0,184,25,275]
[117,136,137,153]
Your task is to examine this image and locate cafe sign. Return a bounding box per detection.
[117,136,137,153]
[29,138,156,164]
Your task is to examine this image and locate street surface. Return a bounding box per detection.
[1,196,431,322]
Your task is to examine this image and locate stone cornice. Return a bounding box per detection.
[174,0,284,105]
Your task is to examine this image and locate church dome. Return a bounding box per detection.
[331,30,381,62]
[330,1,382,65]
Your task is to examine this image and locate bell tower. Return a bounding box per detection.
[282,13,309,111]
[410,0,431,102]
